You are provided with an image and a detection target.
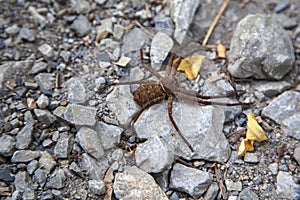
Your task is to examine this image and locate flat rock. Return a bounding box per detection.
[39,151,56,175]
[0,165,15,182]
[34,73,55,93]
[135,135,174,173]
[150,32,173,71]
[66,77,94,104]
[76,127,104,160]
[294,146,300,165]
[14,171,33,193]
[252,81,291,97]
[169,163,213,198]
[172,0,200,43]
[228,14,294,80]
[88,180,106,195]
[95,121,122,150]
[106,85,140,127]
[276,171,300,199]
[225,179,242,191]
[38,44,54,59]
[15,123,33,149]
[0,61,34,88]
[79,153,109,180]
[262,91,300,140]
[34,109,56,125]
[238,188,259,200]
[29,61,48,75]
[244,153,259,164]
[134,101,231,163]
[46,169,66,189]
[203,182,219,200]
[11,150,41,163]
[19,27,35,42]
[71,0,91,14]
[113,166,168,200]
[0,134,16,157]
[53,104,97,126]
[54,132,74,159]
[71,14,91,37]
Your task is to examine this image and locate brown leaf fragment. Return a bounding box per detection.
[217,43,227,59]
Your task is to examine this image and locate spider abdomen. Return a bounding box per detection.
[133,84,167,106]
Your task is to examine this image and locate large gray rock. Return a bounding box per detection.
[14,171,33,193]
[66,77,94,104]
[135,135,174,173]
[54,132,74,159]
[170,163,213,198]
[113,166,168,200]
[71,15,91,37]
[262,91,300,140]
[0,134,16,157]
[11,150,41,163]
[16,123,33,149]
[134,101,231,163]
[95,121,122,150]
[276,171,300,199]
[228,14,294,80]
[39,151,56,175]
[79,153,109,180]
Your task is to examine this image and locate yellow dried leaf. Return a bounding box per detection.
[217,43,226,59]
[176,55,205,80]
[238,113,268,157]
[246,113,267,142]
[238,139,254,157]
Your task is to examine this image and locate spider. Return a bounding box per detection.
[100,49,246,152]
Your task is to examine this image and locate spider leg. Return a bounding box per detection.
[175,91,244,106]
[139,48,164,80]
[167,95,194,152]
[131,96,165,128]
[176,87,246,99]
[98,80,156,93]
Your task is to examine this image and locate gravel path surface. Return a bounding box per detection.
[0,0,300,199]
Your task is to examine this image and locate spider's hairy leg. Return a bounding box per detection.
[167,95,194,152]
[98,80,155,93]
[175,91,245,106]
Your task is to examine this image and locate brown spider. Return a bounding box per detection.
[101,49,245,152]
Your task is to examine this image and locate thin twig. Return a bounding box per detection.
[202,0,231,46]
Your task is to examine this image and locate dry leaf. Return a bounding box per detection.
[238,113,267,157]
[114,54,131,67]
[176,55,205,80]
[217,43,226,59]
[246,113,267,142]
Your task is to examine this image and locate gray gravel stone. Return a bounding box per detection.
[22,188,36,200]
[294,146,300,165]
[88,180,106,195]
[170,163,212,198]
[71,15,91,37]
[135,135,174,173]
[171,0,200,43]
[11,150,41,163]
[29,61,48,75]
[276,171,300,199]
[76,127,104,160]
[113,166,168,200]
[53,104,97,126]
[0,134,16,157]
[5,24,20,35]
[0,61,34,88]
[150,32,173,71]
[46,169,66,189]
[14,171,33,192]
[54,132,74,159]
[19,27,35,42]
[272,13,298,29]
[269,163,279,175]
[225,179,242,191]
[33,168,47,187]
[71,0,91,14]
[252,81,291,97]
[106,85,140,127]
[154,16,174,36]
[34,73,55,93]
[80,153,109,180]
[36,94,50,109]
[238,188,259,200]
[38,44,55,59]
[28,6,47,28]
[96,18,113,36]
[244,153,259,164]
[95,121,122,150]
[134,101,231,162]
[27,160,39,175]
[39,151,56,175]
[34,109,56,125]
[16,123,33,149]
[66,77,94,104]
[228,14,294,80]
[203,182,219,200]
[262,91,300,140]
